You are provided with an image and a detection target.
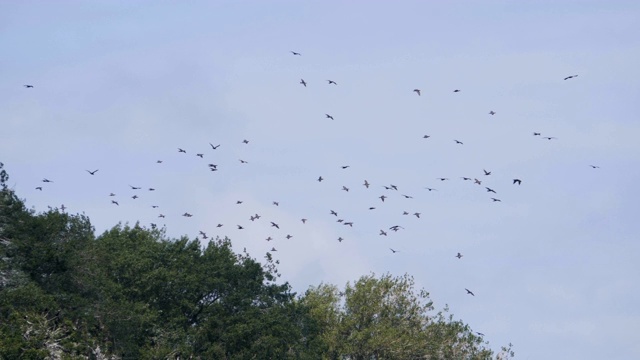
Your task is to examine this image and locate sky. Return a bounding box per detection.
[2,1,640,358]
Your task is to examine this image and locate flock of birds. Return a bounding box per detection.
[23,51,597,298]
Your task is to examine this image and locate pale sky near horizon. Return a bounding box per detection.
[2,1,640,358]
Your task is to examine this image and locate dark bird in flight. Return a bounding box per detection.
[157,160,163,163]
[330,210,338,216]
[325,114,334,120]
[273,201,279,206]
[369,207,376,210]
[109,193,116,196]
[286,234,293,239]
[379,195,387,202]
[453,89,460,92]
[342,186,349,192]
[239,159,248,164]
[390,184,398,190]
[216,223,223,227]
[461,177,472,181]
[178,148,186,153]
[132,195,139,199]
[389,225,404,232]
[236,200,243,204]
[338,237,344,242]
[243,139,249,144]
[111,200,119,206]
[363,180,370,188]
[564,74,578,80]
[237,225,244,230]
[437,178,449,181]
[424,187,437,191]
[210,143,220,149]
[341,165,350,169]
[489,111,496,115]
[24,84,34,88]
[318,176,324,182]
[42,178,53,183]
[543,137,557,140]
[413,212,421,218]
[513,179,522,185]
[301,218,307,224]
[465,288,475,296]
[483,169,491,176]
[254,213,261,220]
[183,212,193,217]
[271,222,280,229]
[290,51,301,56]
[589,165,600,169]
[491,198,501,202]
[344,221,353,227]
[327,80,337,85]
[60,204,66,211]
[456,252,463,259]
[270,247,277,252]
[454,140,463,145]
[35,187,42,191]
[390,248,399,253]
[151,205,159,208]
[413,89,421,96]
[159,214,165,218]
[380,230,388,236]
[196,153,204,158]
[533,132,541,136]
[250,215,256,221]
[266,236,273,242]
[383,186,392,190]
[486,187,496,193]
[129,185,141,190]
[402,194,413,199]
[86,169,99,175]
[474,178,482,185]
[423,135,431,139]
[300,79,307,87]
[337,219,344,223]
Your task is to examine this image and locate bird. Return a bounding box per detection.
[485,187,496,193]
[379,195,387,202]
[390,184,398,190]
[476,332,485,337]
[390,248,399,253]
[341,165,350,169]
[239,159,248,164]
[60,204,66,211]
[266,237,273,242]
[424,187,437,191]
[483,169,491,176]
[183,213,192,217]
[461,177,472,181]
[290,51,301,56]
[253,214,261,220]
[129,185,141,190]
[250,215,256,221]
[270,247,277,252]
[401,194,413,199]
[159,214,165,218]
[150,223,157,229]
[454,140,463,145]
[216,223,223,228]
[369,207,376,210]
[423,135,431,139]
[589,165,600,169]
[465,288,475,296]
[317,176,324,182]
[111,200,119,206]
[24,84,34,88]
[301,218,307,224]
[132,195,139,199]
[330,210,338,216]
[243,139,249,144]
[491,198,501,202]
[209,143,220,150]
[363,180,370,188]
[42,178,53,183]
[474,178,482,185]
[35,186,42,191]
[86,169,99,175]
[338,237,344,242]
[109,193,116,196]
[157,160,163,163]
[380,230,388,236]
[413,89,421,96]
[533,132,541,136]
[286,234,293,239]
[453,89,460,92]
[236,200,243,204]
[337,219,344,223]
[300,79,307,87]
[342,186,349,192]
[564,74,578,80]
[389,225,404,232]
[413,212,421,218]
[456,252,463,259]
[237,225,244,230]
[151,205,159,208]
[271,222,280,229]
[489,111,496,115]
[344,221,354,227]
[273,201,279,206]
[178,148,186,153]
[513,179,522,185]
[327,80,338,85]
[325,114,334,120]
[543,137,557,140]
[196,153,204,158]
[437,178,449,181]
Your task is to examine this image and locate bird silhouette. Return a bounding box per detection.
[465,288,475,296]
[413,212,421,218]
[390,248,399,253]
[286,234,293,239]
[266,236,273,242]
[461,177,472,181]
[424,187,437,191]
[24,84,34,88]
[196,153,204,158]
[513,179,522,185]
[489,111,496,115]
[132,195,139,199]
[413,89,421,96]
[86,169,99,175]
[454,140,464,145]
[437,178,449,181]
[216,224,223,228]
[42,178,53,183]
[327,80,337,85]
[290,51,301,56]
[330,210,338,216]
[491,198,501,202]
[325,114,334,120]
[589,165,600,169]
[423,135,431,139]
[111,200,119,206]
[301,218,307,224]
[338,237,344,242]
[380,230,388,236]
[453,89,460,92]
[273,201,279,206]
[183,213,193,217]
[342,186,349,192]
[318,176,324,182]
[486,187,496,193]
[35,186,42,191]
[379,195,387,202]
[157,160,163,163]
[159,214,165,218]
[109,193,116,196]
[341,165,350,169]
[483,169,491,176]
[236,201,243,204]
[474,178,482,185]
[402,194,413,199]
[210,143,220,149]
[564,74,578,80]
[178,148,186,153]
[363,180,370,188]
[129,185,141,190]
[300,79,307,87]
[456,252,463,259]
[271,222,280,229]
[533,132,541,136]
[243,139,249,144]
[237,225,244,230]
[543,137,557,140]
[389,225,404,231]
[239,159,248,164]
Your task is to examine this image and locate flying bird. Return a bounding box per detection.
[301,218,307,224]
[42,178,53,183]
[342,186,349,192]
[286,234,293,239]
[237,225,244,230]
[474,178,482,185]
[485,187,496,193]
[401,194,413,199]
[338,237,344,242]
[379,195,387,202]
[132,195,138,199]
[489,111,496,115]
[454,140,463,145]
[156,160,163,163]
[129,185,141,190]
[341,165,350,169]
[389,225,404,232]
[243,139,249,144]
[318,176,324,182]
[60,204,66,211]
[196,153,204,158]
[533,132,541,136]
[216,224,223,228]
[423,135,431,139]
[239,159,248,164]
[483,169,491,176]
[210,143,220,149]
[564,74,578,80]
[86,169,99,175]
[273,201,279,206]
[178,148,186,153]
[325,114,334,120]
[35,186,43,191]
[390,184,398,190]
[327,80,337,85]
[363,180,370,188]
[461,177,472,181]
[424,187,437,191]
[491,198,501,202]
[413,89,421,96]
[589,165,600,169]
[111,200,119,206]
[330,210,338,216]
[344,221,353,227]
[266,237,273,242]
[300,79,307,87]
[453,89,460,92]
[24,84,34,88]
[271,222,280,229]
[236,201,243,204]
[290,51,301,56]
[109,193,116,196]
[456,252,463,259]
[465,288,475,296]
[183,212,193,217]
[390,248,399,253]
[159,214,165,218]
[513,179,522,185]
[380,230,388,236]
[413,212,421,218]
[437,178,449,181]
[543,137,557,140]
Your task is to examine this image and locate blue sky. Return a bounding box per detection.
[2,1,640,358]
